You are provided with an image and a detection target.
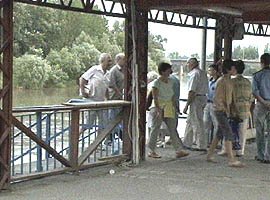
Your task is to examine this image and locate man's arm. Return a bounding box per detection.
[253,94,270,110]
[105,88,109,101]
[79,77,88,98]
[111,86,122,97]
[225,80,233,117]
[152,87,163,118]
[251,75,270,110]
[183,90,196,114]
[152,87,160,109]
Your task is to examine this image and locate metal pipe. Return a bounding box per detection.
[200,17,207,70]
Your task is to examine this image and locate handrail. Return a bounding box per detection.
[12,100,132,113]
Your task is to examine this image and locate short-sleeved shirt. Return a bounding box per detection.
[207,77,219,102]
[231,75,253,120]
[213,74,233,116]
[188,67,209,95]
[80,65,108,101]
[151,78,175,118]
[169,74,180,108]
[105,64,124,100]
[252,67,270,100]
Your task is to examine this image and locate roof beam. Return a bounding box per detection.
[140,0,263,9]
[243,11,270,23]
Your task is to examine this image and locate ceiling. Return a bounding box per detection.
[126,0,270,23]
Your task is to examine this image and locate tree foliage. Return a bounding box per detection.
[13,3,168,89]
[13,54,50,89]
[232,45,259,60]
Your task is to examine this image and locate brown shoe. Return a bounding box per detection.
[176,151,189,158]
[228,160,245,168]
[148,152,162,159]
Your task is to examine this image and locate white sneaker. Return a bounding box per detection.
[217,151,227,156]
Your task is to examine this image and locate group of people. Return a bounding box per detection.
[79,53,125,144]
[147,53,270,168]
[80,51,270,167]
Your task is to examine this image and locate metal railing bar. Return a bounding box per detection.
[12,111,57,139]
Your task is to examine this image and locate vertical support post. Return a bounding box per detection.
[0,0,13,189]
[224,31,233,60]
[214,17,233,64]
[69,109,79,171]
[45,114,51,160]
[36,112,43,172]
[200,17,207,70]
[135,10,148,161]
[129,0,148,164]
[123,2,132,158]
[214,18,223,64]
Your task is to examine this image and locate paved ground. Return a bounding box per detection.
[1,142,270,200]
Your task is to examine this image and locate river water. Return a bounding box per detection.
[13,79,189,107]
[13,85,80,107]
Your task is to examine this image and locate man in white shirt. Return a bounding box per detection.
[183,58,209,151]
[79,53,112,136]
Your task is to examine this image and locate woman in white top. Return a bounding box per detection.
[148,62,189,159]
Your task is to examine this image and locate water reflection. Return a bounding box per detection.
[13,78,189,108]
[13,85,80,107]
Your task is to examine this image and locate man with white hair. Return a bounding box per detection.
[106,53,125,100]
[79,53,113,139]
[183,58,209,151]
[105,53,125,144]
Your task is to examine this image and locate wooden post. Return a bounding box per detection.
[123,2,132,158]
[214,18,223,64]
[214,17,233,64]
[0,0,13,190]
[223,17,234,60]
[125,0,148,164]
[135,9,148,161]
[224,32,232,60]
[69,109,79,171]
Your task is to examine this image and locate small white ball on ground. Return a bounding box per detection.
[109,169,115,175]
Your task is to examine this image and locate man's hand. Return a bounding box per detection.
[183,105,188,114]
[265,102,270,110]
[176,106,182,115]
[82,91,88,98]
[156,107,163,119]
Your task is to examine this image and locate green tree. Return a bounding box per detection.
[13,54,50,89]
[46,48,82,80]
[232,45,259,60]
[191,53,200,59]
[70,32,101,72]
[244,46,259,60]
[110,21,125,51]
[13,3,109,57]
[207,53,214,60]
[169,52,181,59]
[148,33,167,67]
[264,43,270,53]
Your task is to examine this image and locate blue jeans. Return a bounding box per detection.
[228,118,241,150]
[108,108,123,141]
[254,102,270,161]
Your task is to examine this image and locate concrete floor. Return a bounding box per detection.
[1,142,270,200]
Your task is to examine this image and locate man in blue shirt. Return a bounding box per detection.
[252,53,270,164]
[203,64,220,146]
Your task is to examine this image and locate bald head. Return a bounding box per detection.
[187,57,199,72]
[115,53,125,68]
